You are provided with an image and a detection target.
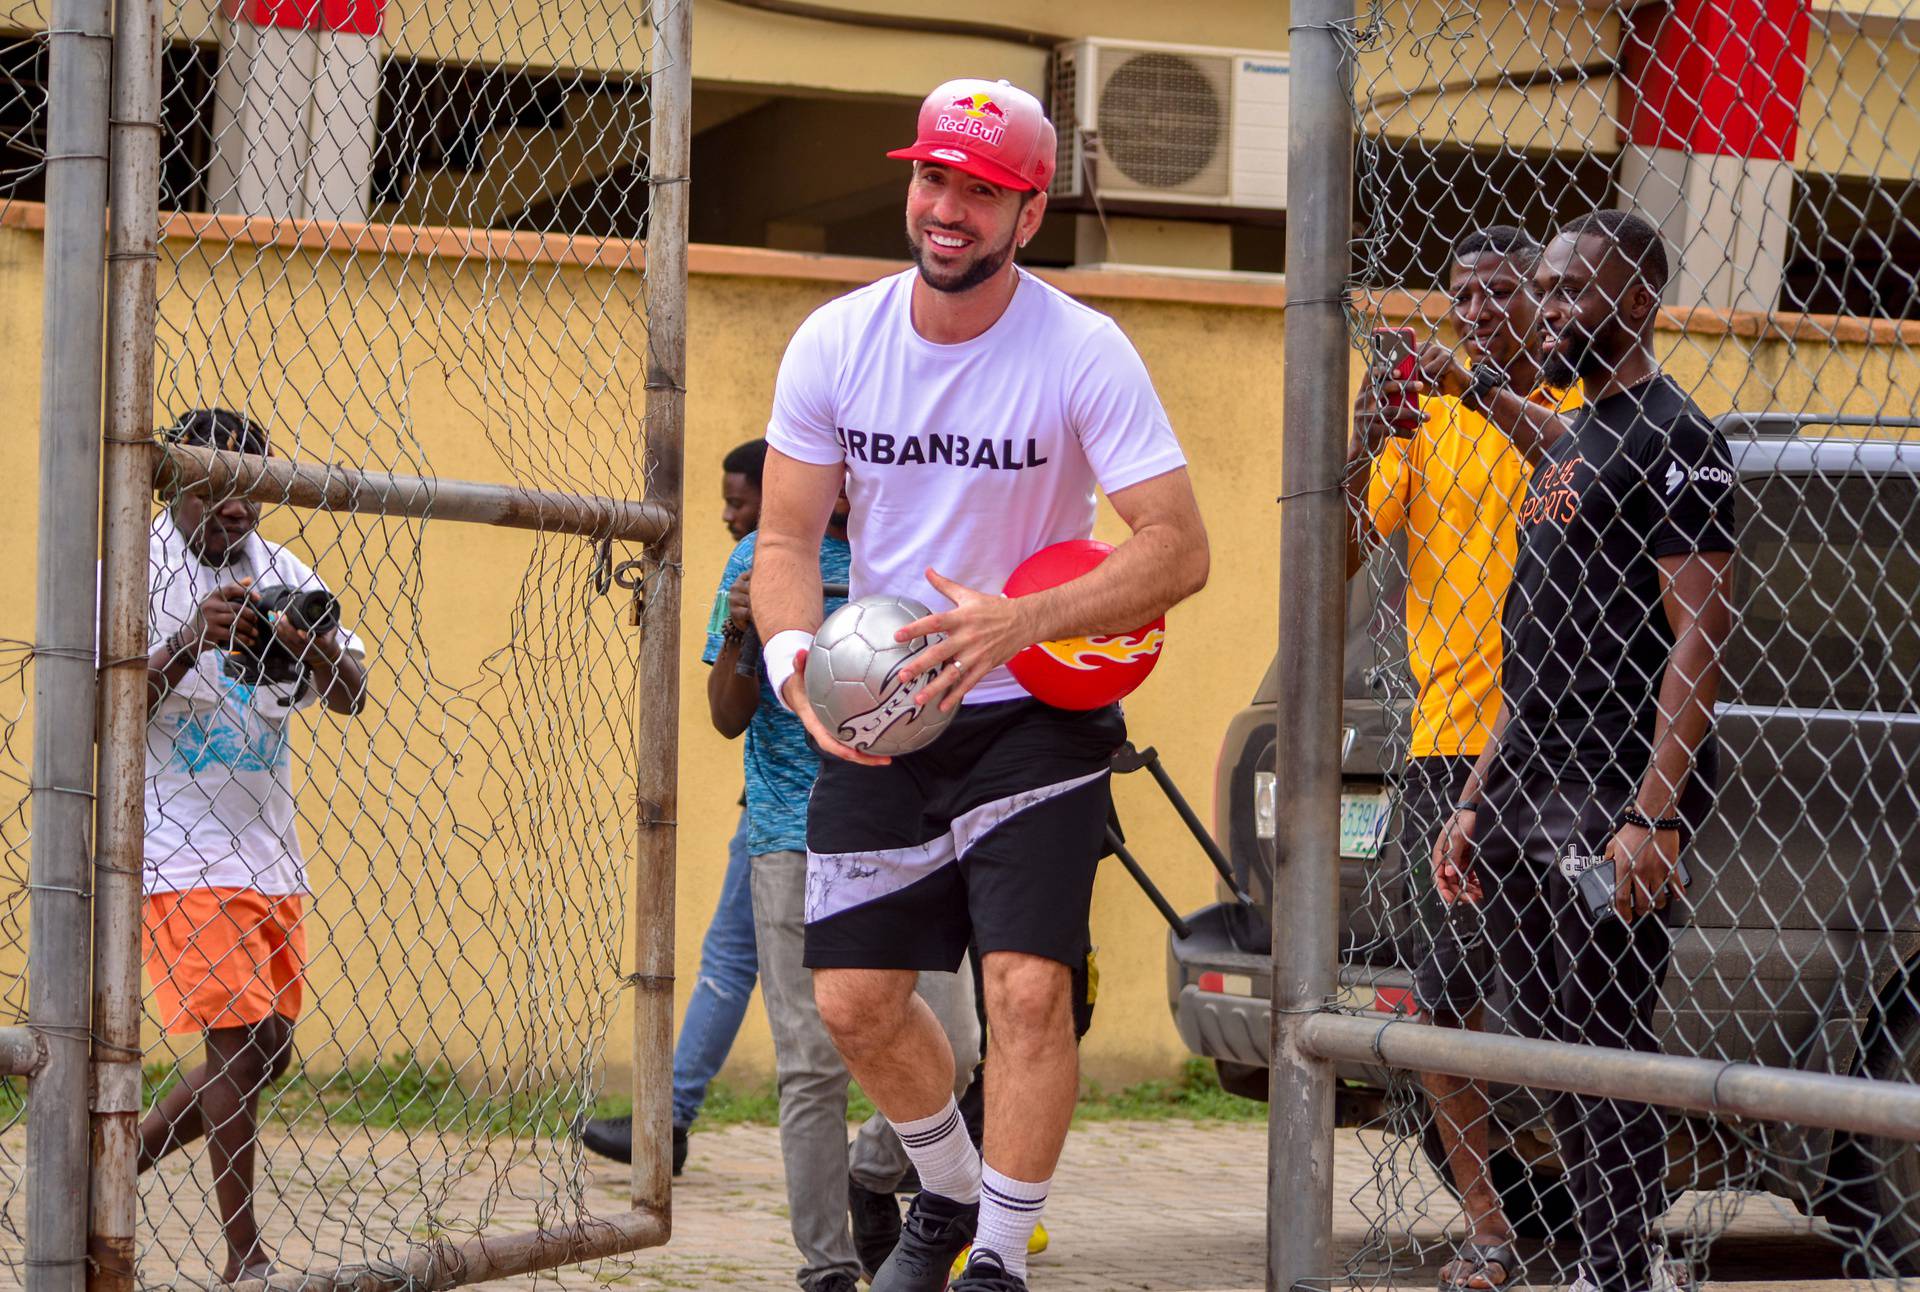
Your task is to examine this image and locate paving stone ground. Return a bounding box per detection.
[2,1121,1890,1292]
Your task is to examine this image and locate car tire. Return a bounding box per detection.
[1419,1119,1578,1243]
[1814,1008,1920,1276]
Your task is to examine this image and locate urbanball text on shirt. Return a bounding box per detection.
[834,426,1051,472]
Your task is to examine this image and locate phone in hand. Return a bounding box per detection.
[1369,326,1420,429]
[1561,844,1691,919]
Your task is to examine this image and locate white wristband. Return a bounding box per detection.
[763,630,815,713]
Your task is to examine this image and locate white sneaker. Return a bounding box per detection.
[1570,1259,1694,1292]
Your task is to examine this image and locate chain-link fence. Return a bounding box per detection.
[1,0,687,1284]
[1286,2,1920,1290]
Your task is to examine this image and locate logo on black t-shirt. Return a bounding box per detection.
[1663,461,1734,495]
[1518,455,1585,527]
[834,426,1050,472]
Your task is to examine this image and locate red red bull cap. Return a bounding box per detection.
[887,77,1057,193]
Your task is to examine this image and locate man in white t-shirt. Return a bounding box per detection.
[753,78,1209,1292]
[135,409,368,1283]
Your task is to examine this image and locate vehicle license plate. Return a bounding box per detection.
[1339,788,1389,859]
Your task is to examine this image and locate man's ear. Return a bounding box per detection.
[1627,278,1660,329]
[1017,190,1048,249]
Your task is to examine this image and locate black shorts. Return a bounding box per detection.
[1402,755,1494,1018]
[802,699,1125,973]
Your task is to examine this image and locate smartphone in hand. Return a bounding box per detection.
[1561,843,1692,919]
[1369,326,1421,430]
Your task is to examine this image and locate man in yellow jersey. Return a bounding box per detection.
[1345,226,1580,1292]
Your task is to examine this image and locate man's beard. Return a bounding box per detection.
[908,222,1018,294]
[1542,316,1629,388]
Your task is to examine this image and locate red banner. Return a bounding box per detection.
[1622,0,1811,161]
[224,0,383,37]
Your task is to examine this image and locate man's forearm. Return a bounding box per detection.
[1344,454,1375,581]
[752,534,826,645]
[1016,519,1208,645]
[1478,387,1574,463]
[147,632,199,713]
[1459,704,1507,806]
[1637,642,1720,819]
[707,638,759,737]
[305,640,367,715]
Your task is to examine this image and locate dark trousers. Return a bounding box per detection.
[1477,774,1682,1292]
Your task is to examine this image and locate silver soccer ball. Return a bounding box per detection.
[804,595,956,756]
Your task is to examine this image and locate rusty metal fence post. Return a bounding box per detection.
[88,0,164,1282]
[25,0,112,1287]
[1270,2,1357,1290]
[631,0,689,1223]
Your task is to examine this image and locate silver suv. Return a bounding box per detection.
[1166,423,1920,1269]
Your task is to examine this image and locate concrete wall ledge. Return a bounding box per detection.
[9,201,1913,343]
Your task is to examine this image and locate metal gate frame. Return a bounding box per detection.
[1268,3,1920,1289]
[13,1,692,1287]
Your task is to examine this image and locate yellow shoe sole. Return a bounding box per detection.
[949,1224,1050,1279]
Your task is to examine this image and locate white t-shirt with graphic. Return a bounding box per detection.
[766,267,1188,704]
[144,514,366,895]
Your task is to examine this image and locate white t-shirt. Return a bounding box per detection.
[143,514,366,896]
[766,267,1188,703]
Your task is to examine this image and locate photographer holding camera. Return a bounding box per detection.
[138,409,368,1283]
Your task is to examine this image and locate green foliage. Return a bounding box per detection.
[96,1052,1261,1139]
[1073,1057,1266,1123]
[139,1050,580,1136]
[591,1059,1262,1130]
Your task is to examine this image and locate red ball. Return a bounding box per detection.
[1003,540,1166,709]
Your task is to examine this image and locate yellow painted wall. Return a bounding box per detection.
[1800,15,1920,180]
[3,213,1920,1088]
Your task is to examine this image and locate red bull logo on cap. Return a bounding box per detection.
[936,92,1007,147]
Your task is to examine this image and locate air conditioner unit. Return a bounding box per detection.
[1050,38,1288,210]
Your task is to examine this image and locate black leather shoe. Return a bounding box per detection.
[575,1116,688,1176]
[850,1178,904,1281]
[871,1191,978,1292]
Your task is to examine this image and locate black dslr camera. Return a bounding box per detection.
[222,586,341,687]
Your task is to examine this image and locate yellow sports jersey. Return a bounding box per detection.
[1366,382,1583,758]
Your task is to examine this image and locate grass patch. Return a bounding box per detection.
[589,1080,877,1128]
[139,1052,577,1137]
[1073,1057,1265,1123]
[594,1058,1261,1130]
[11,1051,1259,1138]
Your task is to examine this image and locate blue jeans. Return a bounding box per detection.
[670,808,757,1128]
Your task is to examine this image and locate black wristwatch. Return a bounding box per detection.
[1464,361,1511,412]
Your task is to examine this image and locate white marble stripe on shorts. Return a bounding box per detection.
[805,767,1110,923]
[805,833,957,923]
[949,767,1109,861]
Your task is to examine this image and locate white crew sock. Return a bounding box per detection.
[974,1163,1049,1279]
[891,1097,981,1204]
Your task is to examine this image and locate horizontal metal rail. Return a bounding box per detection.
[1301,1011,1920,1143]
[0,1025,43,1076]
[157,444,672,545]
[244,1205,669,1292]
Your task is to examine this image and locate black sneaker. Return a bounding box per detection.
[870,1192,978,1292]
[805,1275,860,1292]
[849,1178,904,1281]
[575,1116,689,1176]
[951,1250,1027,1291]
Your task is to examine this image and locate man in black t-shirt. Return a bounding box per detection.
[1432,211,1737,1292]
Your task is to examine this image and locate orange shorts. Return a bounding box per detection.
[143,888,306,1036]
